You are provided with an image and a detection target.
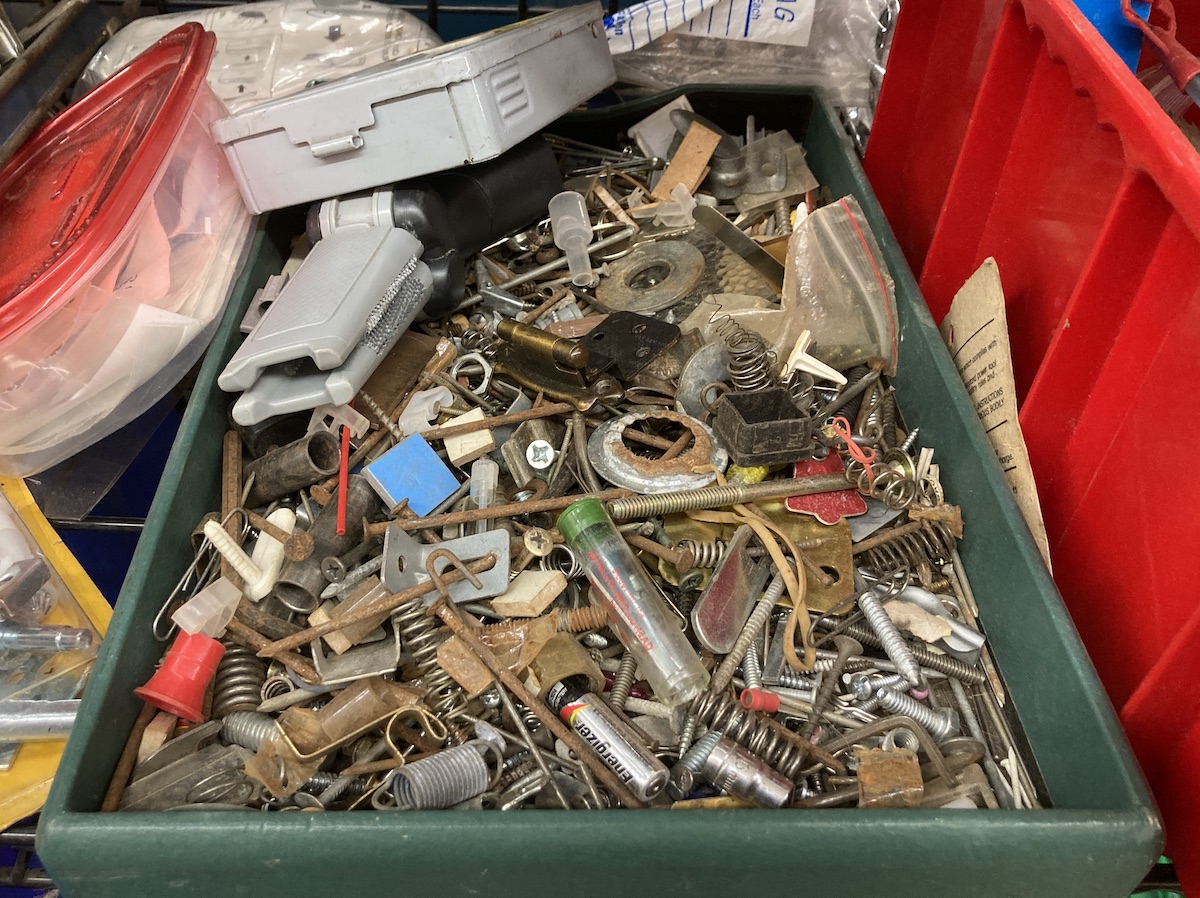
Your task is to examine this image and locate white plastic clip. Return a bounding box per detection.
[782,329,848,386]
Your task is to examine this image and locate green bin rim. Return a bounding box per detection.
[37,88,1162,897]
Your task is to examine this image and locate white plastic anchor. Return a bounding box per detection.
[202,507,296,602]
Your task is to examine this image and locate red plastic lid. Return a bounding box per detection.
[0,23,215,343]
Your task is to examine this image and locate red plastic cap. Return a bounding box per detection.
[740,688,780,714]
[0,23,215,344]
[135,630,225,723]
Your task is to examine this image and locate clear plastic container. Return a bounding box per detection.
[557,499,709,708]
[0,24,254,476]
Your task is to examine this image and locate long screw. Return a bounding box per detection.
[606,475,850,521]
[874,687,959,742]
[711,572,786,693]
[821,620,986,685]
[857,584,923,689]
[797,635,861,742]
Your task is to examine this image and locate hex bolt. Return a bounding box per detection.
[798,635,861,742]
[857,585,924,689]
[874,687,960,742]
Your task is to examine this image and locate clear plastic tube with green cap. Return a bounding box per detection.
[557,498,709,708]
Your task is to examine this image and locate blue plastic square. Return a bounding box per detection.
[362,434,459,516]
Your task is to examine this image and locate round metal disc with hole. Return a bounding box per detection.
[594,241,705,314]
[588,408,727,493]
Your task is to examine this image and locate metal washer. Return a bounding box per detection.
[594,241,705,314]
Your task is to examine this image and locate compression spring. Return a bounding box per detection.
[688,691,809,781]
[784,369,817,415]
[393,594,469,745]
[389,741,496,810]
[608,482,784,520]
[540,544,585,579]
[678,539,726,569]
[844,456,918,509]
[511,700,544,735]
[260,674,295,702]
[212,640,267,719]
[499,754,539,789]
[459,328,498,360]
[222,711,278,751]
[713,316,777,391]
[861,521,958,573]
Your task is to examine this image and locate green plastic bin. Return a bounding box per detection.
[37,91,1163,897]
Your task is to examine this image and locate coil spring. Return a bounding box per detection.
[785,369,817,415]
[607,482,767,521]
[513,701,544,734]
[678,538,726,569]
[844,456,917,509]
[862,520,958,573]
[393,595,469,745]
[826,365,870,422]
[499,755,539,789]
[222,711,277,751]
[459,328,498,359]
[260,674,295,702]
[390,742,492,809]
[713,316,777,391]
[212,640,267,719]
[540,544,585,579]
[688,691,809,781]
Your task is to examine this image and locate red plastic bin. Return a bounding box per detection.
[865,0,1200,888]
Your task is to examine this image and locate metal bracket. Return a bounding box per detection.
[381,526,510,605]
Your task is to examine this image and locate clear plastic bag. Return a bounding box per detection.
[781,195,899,374]
[606,0,892,107]
[0,91,254,474]
[78,0,443,112]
